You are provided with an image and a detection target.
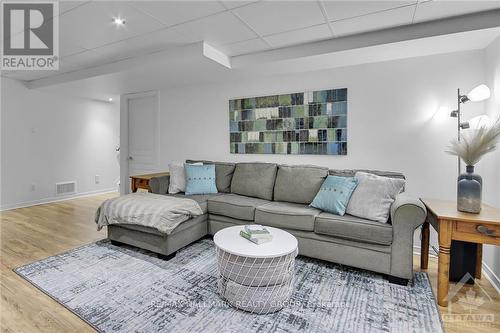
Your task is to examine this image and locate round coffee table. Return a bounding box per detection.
[214,226,298,314]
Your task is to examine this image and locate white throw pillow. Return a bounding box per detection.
[168,162,202,194]
[346,172,405,223]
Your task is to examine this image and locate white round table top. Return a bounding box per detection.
[213,226,298,258]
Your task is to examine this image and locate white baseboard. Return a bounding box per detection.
[482,261,500,294]
[0,188,118,211]
[413,246,500,293]
[413,245,438,258]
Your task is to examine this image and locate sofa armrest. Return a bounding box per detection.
[390,194,427,229]
[389,193,427,279]
[149,175,170,195]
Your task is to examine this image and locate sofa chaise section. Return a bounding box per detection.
[108,180,220,259]
[108,214,208,260]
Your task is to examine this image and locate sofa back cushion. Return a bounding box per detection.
[230,162,278,200]
[329,169,405,180]
[186,160,236,193]
[274,165,329,204]
[346,172,406,223]
[330,169,405,193]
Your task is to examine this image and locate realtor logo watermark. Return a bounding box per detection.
[443,273,495,328]
[1,1,59,70]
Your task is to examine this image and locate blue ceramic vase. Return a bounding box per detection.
[457,165,482,213]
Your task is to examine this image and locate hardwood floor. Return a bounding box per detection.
[1,193,118,333]
[1,193,499,332]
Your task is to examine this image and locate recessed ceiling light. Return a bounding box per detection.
[112,17,125,26]
[108,98,113,102]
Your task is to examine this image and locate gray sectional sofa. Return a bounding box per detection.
[108,161,427,285]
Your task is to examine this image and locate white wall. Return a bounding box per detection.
[484,36,500,209]
[157,50,487,200]
[482,36,500,288]
[145,49,499,283]
[1,78,120,210]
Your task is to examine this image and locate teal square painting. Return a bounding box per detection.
[229,88,347,155]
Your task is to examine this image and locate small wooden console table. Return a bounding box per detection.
[130,172,169,193]
[420,198,500,307]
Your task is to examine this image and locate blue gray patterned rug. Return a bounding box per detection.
[15,239,443,333]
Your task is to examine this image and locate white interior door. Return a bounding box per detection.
[128,94,159,177]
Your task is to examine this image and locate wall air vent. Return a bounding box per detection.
[55,181,77,195]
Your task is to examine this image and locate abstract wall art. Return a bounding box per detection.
[229,88,347,155]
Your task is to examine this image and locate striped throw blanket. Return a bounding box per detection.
[95,193,203,235]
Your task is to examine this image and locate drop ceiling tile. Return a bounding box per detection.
[414,0,500,23]
[2,59,83,80]
[62,50,115,70]
[92,28,191,61]
[132,1,226,26]
[1,71,54,81]
[59,1,164,49]
[264,24,332,48]
[60,42,87,58]
[220,1,260,9]
[0,1,90,40]
[2,56,106,81]
[232,1,325,36]
[1,72,20,79]
[322,1,416,21]
[175,11,258,45]
[331,5,415,37]
[218,38,269,56]
[59,1,91,15]
[57,59,83,73]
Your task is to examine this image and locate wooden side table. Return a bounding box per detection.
[420,198,500,307]
[130,172,169,193]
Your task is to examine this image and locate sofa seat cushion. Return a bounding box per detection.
[207,194,270,221]
[110,214,207,236]
[168,193,223,214]
[314,212,393,245]
[255,202,321,231]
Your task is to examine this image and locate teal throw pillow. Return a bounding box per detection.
[185,164,218,195]
[310,175,358,215]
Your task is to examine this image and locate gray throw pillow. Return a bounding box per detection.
[346,172,405,223]
[168,161,202,194]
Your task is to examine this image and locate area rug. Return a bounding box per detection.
[15,239,443,333]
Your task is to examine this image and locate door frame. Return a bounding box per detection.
[120,90,160,194]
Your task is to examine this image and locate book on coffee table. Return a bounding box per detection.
[244,224,270,235]
[240,229,273,245]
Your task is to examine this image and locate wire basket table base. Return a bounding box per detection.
[216,246,297,314]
